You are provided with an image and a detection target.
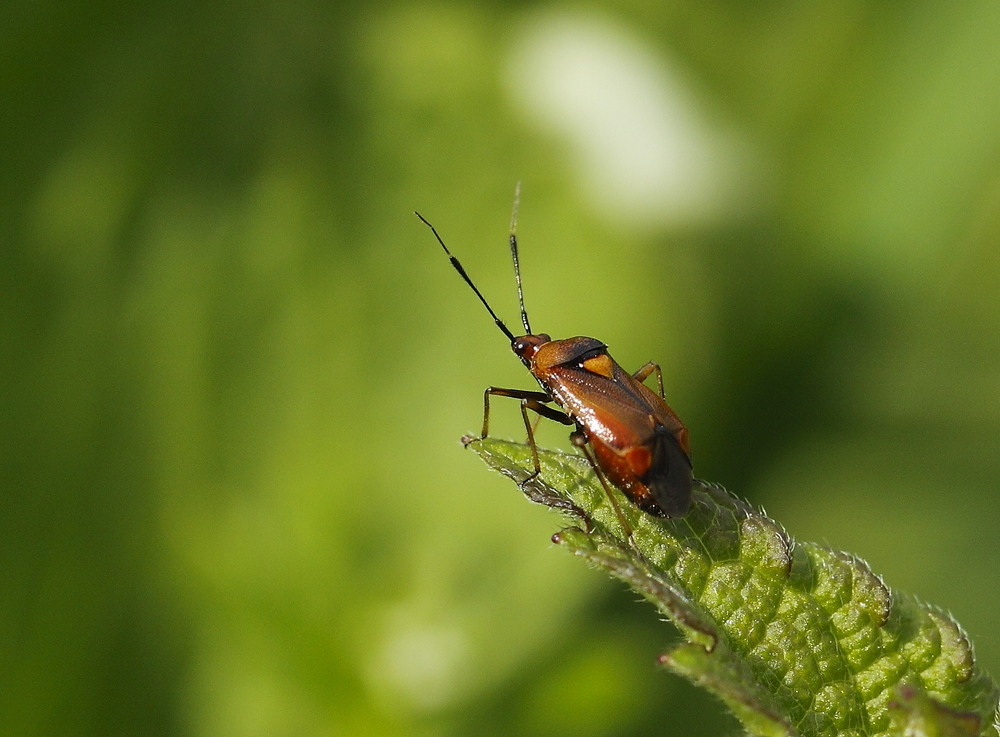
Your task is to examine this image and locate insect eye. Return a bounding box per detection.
[512,337,539,359]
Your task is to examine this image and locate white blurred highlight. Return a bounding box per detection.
[369,619,470,712]
[506,13,752,226]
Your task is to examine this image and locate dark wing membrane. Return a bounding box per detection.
[641,426,693,517]
[548,336,607,365]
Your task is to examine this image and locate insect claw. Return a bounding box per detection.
[520,468,541,485]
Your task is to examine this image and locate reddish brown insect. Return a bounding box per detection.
[416,195,692,519]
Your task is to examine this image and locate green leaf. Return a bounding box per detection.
[470,438,1000,737]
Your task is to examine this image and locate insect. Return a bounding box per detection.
[415,192,692,522]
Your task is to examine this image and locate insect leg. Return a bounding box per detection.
[571,432,637,547]
[474,394,584,519]
[480,387,552,439]
[632,361,665,399]
[477,387,570,483]
[520,398,572,483]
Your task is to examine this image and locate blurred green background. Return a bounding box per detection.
[4,1,1000,735]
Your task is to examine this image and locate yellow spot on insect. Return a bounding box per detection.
[582,354,614,378]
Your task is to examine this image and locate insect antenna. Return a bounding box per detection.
[415,211,517,343]
[508,182,532,335]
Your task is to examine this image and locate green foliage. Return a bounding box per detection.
[472,438,1000,737]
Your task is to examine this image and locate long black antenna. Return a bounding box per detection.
[415,211,517,343]
[508,182,532,335]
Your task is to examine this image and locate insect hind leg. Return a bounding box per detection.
[632,361,665,399]
[571,432,638,548]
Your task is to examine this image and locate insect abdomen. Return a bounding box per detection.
[588,428,692,518]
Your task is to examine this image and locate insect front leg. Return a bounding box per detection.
[476,387,571,480]
[632,361,664,399]
[518,397,572,482]
[479,387,553,439]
